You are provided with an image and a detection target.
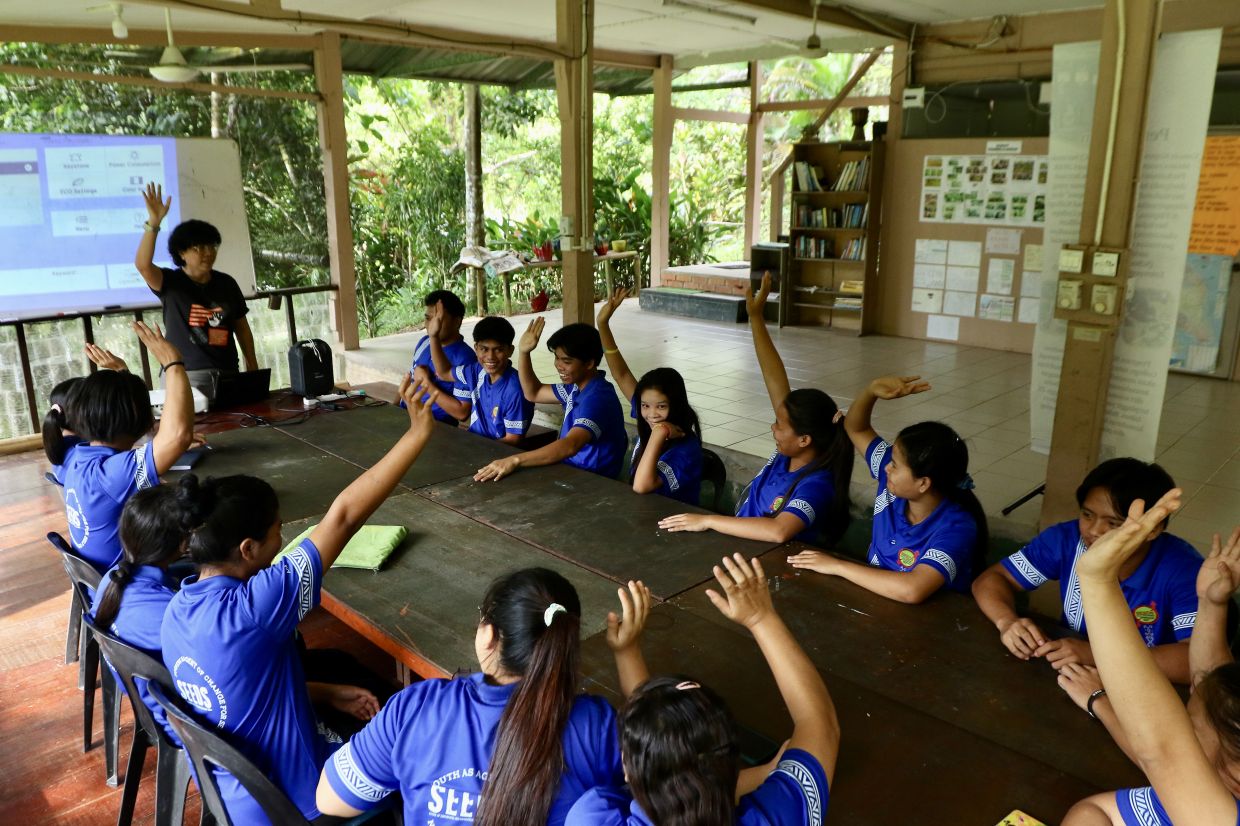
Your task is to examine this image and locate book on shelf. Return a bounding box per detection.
[833,157,870,192]
[794,236,835,259]
[839,280,864,295]
[794,161,825,192]
[834,297,863,309]
[838,238,866,261]
[794,203,868,229]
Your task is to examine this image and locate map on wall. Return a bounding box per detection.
[1171,253,1232,373]
[920,154,1049,228]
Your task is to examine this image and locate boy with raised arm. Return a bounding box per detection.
[474,319,626,482]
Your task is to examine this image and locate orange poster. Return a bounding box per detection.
[1188,135,1240,256]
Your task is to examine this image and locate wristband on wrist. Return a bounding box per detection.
[159,360,185,375]
[603,347,619,354]
[143,221,161,233]
[1086,688,1107,719]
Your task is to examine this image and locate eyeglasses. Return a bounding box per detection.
[186,244,220,254]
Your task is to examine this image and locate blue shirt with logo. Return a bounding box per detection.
[61,442,159,572]
[452,361,533,440]
[865,438,978,592]
[161,539,338,825]
[410,335,477,423]
[1116,786,1240,826]
[324,672,623,826]
[736,451,835,544]
[552,371,626,478]
[88,564,180,746]
[1002,520,1202,645]
[566,748,829,826]
[625,396,702,505]
[50,434,88,485]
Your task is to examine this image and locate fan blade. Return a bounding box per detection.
[206,63,312,73]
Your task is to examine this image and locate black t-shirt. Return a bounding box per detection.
[154,267,249,372]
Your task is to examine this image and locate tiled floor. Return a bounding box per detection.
[342,301,1240,547]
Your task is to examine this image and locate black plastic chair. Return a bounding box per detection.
[49,531,123,786]
[150,682,395,826]
[83,616,199,826]
[700,448,728,513]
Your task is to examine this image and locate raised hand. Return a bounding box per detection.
[1197,526,1240,607]
[425,306,442,339]
[705,553,774,631]
[132,320,181,368]
[85,343,128,372]
[868,375,932,401]
[745,272,771,319]
[606,580,651,652]
[596,287,630,326]
[519,317,546,355]
[142,182,171,226]
[398,373,435,438]
[1076,490,1183,584]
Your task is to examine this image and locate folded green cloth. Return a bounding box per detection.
[276,524,407,572]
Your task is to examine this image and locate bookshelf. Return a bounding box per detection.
[788,140,885,333]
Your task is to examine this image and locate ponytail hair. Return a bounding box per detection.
[177,474,279,566]
[93,486,196,630]
[632,368,702,466]
[475,568,582,826]
[783,389,854,545]
[43,377,83,466]
[620,675,739,826]
[895,421,990,575]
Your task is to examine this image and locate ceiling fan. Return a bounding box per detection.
[802,0,830,59]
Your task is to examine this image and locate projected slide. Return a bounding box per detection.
[0,134,181,318]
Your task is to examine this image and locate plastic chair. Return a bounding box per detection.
[83,616,198,826]
[700,448,728,513]
[150,682,392,826]
[49,531,123,786]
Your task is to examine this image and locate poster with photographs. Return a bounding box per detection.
[920,154,1048,227]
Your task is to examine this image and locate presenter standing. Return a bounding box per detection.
[135,183,259,400]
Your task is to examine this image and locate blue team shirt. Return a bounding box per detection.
[552,371,626,478]
[1002,521,1202,646]
[864,438,978,592]
[566,748,829,826]
[1116,786,1240,826]
[628,435,702,505]
[88,565,180,746]
[50,434,88,484]
[736,452,835,544]
[324,672,623,826]
[62,442,159,571]
[411,335,477,423]
[625,396,702,505]
[161,539,338,825]
[451,361,533,440]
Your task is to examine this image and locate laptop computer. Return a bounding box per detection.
[211,368,272,410]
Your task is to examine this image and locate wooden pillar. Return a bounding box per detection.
[650,55,673,287]
[742,61,764,254]
[313,32,360,350]
[555,0,596,325]
[1041,0,1161,522]
[464,83,488,315]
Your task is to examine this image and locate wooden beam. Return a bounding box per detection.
[2,24,316,50]
[801,49,883,139]
[555,0,596,326]
[464,83,487,315]
[650,55,673,288]
[743,60,763,253]
[314,32,360,351]
[758,95,888,113]
[1041,0,1161,524]
[731,0,912,39]
[0,63,320,101]
[670,106,749,124]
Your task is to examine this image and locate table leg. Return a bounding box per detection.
[503,272,512,315]
[604,259,613,298]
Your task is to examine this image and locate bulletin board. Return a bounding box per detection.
[875,136,1048,352]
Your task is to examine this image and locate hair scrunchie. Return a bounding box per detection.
[543,603,567,627]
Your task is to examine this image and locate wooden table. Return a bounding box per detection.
[183,394,1137,825]
[421,460,776,599]
[523,250,641,301]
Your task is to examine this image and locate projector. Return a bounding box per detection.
[150,386,209,418]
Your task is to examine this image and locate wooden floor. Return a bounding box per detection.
[0,449,398,825]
